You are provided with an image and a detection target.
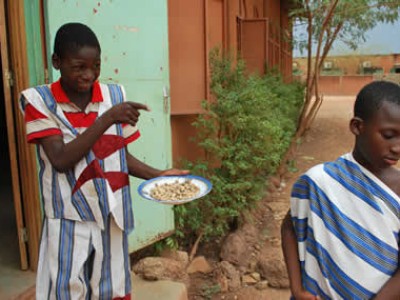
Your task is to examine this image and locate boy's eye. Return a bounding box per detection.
[382,132,395,139]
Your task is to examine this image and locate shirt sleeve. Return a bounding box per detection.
[20,95,62,143]
[290,174,312,261]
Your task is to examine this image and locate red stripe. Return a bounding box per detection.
[24,104,48,122]
[104,172,129,192]
[64,112,98,128]
[92,134,125,159]
[124,130,140,145]
[72,160,104,194]
[51,80,103,103]
[27,128,62,143]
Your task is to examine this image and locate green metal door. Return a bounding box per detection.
[43,0,174,252]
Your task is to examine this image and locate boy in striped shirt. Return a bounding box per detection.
[20,22,188,299]
[281,81,400,299]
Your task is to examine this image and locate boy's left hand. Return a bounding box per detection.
[158,168,190,177]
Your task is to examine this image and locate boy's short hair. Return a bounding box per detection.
[53,22,101,58]
[354,80,400,121]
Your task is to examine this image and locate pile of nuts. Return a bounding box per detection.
[150,180,200,201]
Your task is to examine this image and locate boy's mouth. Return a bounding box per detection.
[384,157,399,165]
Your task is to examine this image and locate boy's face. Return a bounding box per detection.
[351,100,400,171]
[52,46,101,94]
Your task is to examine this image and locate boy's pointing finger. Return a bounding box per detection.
[127,102,150,112]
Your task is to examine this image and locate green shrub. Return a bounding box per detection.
[167,50,304,249]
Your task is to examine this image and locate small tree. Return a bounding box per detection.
[291,0,400,137]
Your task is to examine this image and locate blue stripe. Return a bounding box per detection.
[51,168,64,218]
[84,240,94,300]
[301,261,332,300]
[306,227,375,299]
[65,171,96,221]
[294,175,398,274]
[100,218,112,299]
[19,95,27,111]
[36,147,46,210]
[292,217,308,242]
[337,157,400,218]
[123,232,131,294]
[56,219,75,299]
[34,86,79,136]
[324,161,382,212]
[108,84,134,231]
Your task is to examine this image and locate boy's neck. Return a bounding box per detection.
[60,81,92,111]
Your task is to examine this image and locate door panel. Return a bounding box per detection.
[0,0,28,270]
[43,0,173,252]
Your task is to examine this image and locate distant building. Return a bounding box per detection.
[293,53,400,76]
[293,53,400,96]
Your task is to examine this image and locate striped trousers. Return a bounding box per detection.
[36,217,131,299]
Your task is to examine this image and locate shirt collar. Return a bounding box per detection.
[50,79,103,103]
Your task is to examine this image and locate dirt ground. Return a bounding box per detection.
[189,96,356,300]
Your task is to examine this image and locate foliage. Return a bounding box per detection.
[200,284,221,299]
[166,50,305,248]
[291,0,400,136]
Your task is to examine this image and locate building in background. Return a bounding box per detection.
[169,0,295,166]
[292,20,400,96]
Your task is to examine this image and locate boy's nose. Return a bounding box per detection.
[82,68,95,80]
[390,142,400,154]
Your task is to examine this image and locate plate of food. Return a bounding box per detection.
[138,175,212,205]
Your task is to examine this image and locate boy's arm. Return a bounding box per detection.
[125,151,189,180]
[373,268,400,299]
[281,210,319,300]
[39,102,148,172]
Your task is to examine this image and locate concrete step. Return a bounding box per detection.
[132,273,188,300]
[14,274,188,300]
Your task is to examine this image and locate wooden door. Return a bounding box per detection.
[0,0,28,270]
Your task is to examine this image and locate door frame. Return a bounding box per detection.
[3,0,45,271]
[0,0,28,270]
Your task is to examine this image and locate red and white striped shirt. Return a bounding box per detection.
[20,80,138,231]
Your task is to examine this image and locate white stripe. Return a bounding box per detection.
[309,212,391,293]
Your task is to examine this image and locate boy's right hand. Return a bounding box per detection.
[293,290,320,300]
[105,102,150,126]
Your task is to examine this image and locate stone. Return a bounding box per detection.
[257,258,289,288]
[242,274,258,285]
[220,224,259,268]
[250,272,261,281]
[216,261,241,292]
[160,249,189,267]
[255,280,269,290]
[132,257,189,284]
[186,256,213,274]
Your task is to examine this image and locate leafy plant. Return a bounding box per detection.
[158,49,304,253]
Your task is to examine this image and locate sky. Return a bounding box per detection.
[293,20,400,57]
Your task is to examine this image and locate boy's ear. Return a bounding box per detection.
[52,53,61,70]
[350,117,363,135]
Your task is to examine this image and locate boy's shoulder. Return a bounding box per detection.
[21,83,50,94]
[300,153,351,180]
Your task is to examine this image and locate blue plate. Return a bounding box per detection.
[137,175,212,205]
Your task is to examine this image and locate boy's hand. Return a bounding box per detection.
[105,102,149,126]
[158,168,190,177]
[293,290,320,300]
